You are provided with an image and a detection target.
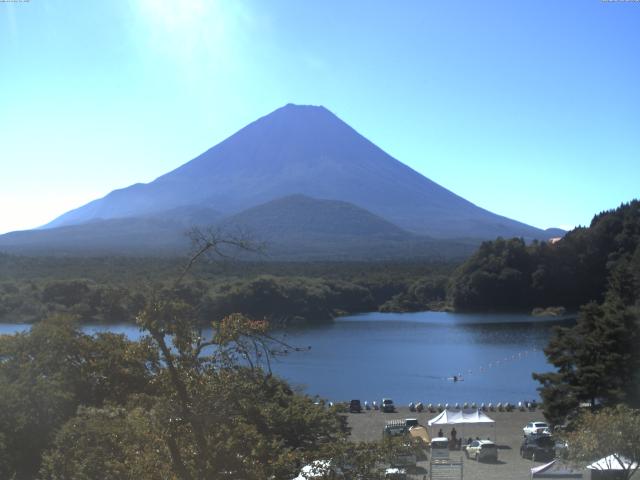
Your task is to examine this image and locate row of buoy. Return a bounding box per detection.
[450,348,540,379]
[406,401,538,412]
[331,400,538,412]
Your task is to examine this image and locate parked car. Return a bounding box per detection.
[430,437,450,462]
[292,460,344,479]
[404,418,418,428]
[384,467,407,479]
[523,421,551,436]
[381,398,395,413]
[520,434,555,461]
[349,399,362,413]
[383,419,407,438]
[465,440,498,462]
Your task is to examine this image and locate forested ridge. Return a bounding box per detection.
[449,200,640,312]
[0,255,455,325]
[519,201,640,425]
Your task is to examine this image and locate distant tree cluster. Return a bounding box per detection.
[449,200,640,312]
[0,255,457,325]
[379,275,449,312]
[0,278,147,324]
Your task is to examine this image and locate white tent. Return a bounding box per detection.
[587,454,638,471]
[427,409,496,442]
[531,460,583,478]
[427,409,495,426]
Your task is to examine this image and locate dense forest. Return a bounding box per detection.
[449,200,640,312]
[525,201,640,425]
[0,255,455,325]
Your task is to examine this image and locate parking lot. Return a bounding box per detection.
[346,407,587,480]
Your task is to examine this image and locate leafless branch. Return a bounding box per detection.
[177,225,266,284]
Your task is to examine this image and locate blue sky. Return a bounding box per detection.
[1,0,638,234]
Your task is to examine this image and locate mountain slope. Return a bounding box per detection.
[222,194,409,239]
[44,104,551,240]
[219,194,478,260]
[0,196,477,259]
[0,206,221,255]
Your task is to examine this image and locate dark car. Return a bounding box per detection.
[520,434,555,461]
[349,399,362,413]
[381,398,395,413]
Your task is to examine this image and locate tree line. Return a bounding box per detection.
[449,200,640,312]
[531,202,640,424]
[0,256,457,325]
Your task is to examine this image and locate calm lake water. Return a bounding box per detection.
[0,311,573,405]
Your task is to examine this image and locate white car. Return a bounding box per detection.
[385,467,408,479]
[292,460,343,479]
[523,421,551,436]
[465,440,498,462]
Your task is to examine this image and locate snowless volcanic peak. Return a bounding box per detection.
[43,103,549,240]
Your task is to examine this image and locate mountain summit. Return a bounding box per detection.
[0,104,557,258]
[43,104,548,240]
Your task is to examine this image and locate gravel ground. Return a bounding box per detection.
[345,407,593,480]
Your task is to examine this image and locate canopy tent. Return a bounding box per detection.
[531,460,583,479]
[587,455,638,471]
[427,409,496,442]
[427,409,495,426]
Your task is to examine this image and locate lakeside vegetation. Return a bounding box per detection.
[524,201,640,477]
[443,201,640,427]
[0,235,421,479]
[0,255,455,325]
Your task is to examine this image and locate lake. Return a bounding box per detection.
[0,311,573,405]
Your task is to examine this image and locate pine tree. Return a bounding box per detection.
[533,266,640,425]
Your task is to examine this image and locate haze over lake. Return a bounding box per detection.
[0,311,572,405]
